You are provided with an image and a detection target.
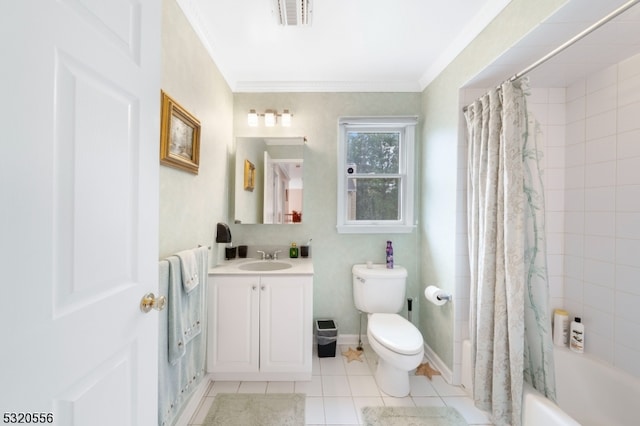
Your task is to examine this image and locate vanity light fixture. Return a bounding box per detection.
[247,109,293,127]
[247,109,259,127]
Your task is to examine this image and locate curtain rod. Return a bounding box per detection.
[463,0,640,112]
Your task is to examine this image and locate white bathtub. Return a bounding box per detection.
[462,341,640,426]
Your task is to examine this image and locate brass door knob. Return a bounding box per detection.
[140,292,167,313]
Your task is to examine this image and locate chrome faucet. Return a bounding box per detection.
[256,250,282,260]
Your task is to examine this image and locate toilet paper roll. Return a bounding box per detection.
[425,285,448,306]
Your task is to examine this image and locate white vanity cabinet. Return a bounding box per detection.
[207,273,313,381]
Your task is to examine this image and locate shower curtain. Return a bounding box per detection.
[465,79,555,426]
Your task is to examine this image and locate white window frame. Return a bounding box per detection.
[337,116,417,234]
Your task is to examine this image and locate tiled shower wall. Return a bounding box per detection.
[557,52,640,378]
[457,52,640,381]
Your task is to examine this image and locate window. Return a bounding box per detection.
[337,116,417,233]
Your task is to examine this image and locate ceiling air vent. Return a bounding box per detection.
[274,0,312,26]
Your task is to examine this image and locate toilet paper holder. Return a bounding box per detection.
[424,285,452,306]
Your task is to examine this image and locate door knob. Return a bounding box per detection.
[140,292,167,313]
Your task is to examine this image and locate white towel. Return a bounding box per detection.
[176,250,199,293]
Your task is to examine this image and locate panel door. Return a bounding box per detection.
[0,1,161,424]
[259,276,312,373]
[208,276,260,372]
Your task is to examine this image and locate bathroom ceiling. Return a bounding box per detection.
[466,0,640,88]
[176,0,511,92]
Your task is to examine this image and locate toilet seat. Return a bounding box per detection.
[368,313,423,355]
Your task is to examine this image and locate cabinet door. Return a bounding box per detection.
[259,275,312,373]
[208,275,260,372]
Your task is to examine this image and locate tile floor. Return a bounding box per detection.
[188,344,493,425]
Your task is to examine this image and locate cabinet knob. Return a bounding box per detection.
[261,285,265,290]
[252,285,257,290]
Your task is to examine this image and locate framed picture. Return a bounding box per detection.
[244,159,256,191]
[160,91,201,174]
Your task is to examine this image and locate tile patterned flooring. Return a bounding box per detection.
[188,344,493,425]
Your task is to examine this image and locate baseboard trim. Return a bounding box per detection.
[173,374,213,426]
[422,342,453,384]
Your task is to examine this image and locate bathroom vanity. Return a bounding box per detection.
[207,258,313,381]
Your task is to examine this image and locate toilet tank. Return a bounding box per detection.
[352,264,407,313]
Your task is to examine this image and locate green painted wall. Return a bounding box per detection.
[419,0,567,369]
[230,93,421,334]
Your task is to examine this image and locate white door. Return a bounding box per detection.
[263,151,275,223]
[0,1,160,425]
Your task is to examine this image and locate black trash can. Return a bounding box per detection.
[316,319,338,357]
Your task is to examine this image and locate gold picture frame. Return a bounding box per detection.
[244,159,256,191]
[160,91,201,174]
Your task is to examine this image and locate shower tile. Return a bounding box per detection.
[615,291,640,323]
[616,212,640,239]
[618,73,640,107]
[587,85,617,117]
[585,135,616,164]
[583,282,614,312]
[584,235,615,262]
[585,161,615,188]
[618,101,640,133]
[617,129,640,158]
[585,212,615,237]
[565,165,584,189]
[585,187,615,212]
[614,264,640,296]
[566,78,586,102]
[586,64,617,94]
[615,235,640,265]
[619,53,640,81]
[586,109,617,140]
[566,94,585,122]
[564,189,584,211]
[617,157,640,185]
[614,320,640,351]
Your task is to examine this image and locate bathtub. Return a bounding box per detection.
[462,341,640,425]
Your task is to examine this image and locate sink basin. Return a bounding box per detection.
[238,261,293,271]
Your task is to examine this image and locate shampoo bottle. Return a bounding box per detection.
[570,317,584,353]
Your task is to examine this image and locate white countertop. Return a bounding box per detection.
[209,257,314,275]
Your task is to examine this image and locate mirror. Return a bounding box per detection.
[234,137,305,224]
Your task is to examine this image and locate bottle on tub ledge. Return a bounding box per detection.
[570,317,584,353]
[386,240,393,269]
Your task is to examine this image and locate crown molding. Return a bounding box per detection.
[233,80,422,93]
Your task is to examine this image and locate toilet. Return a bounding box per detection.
[353,264,424,397]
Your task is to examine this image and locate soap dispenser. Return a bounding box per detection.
[289,242,299,258]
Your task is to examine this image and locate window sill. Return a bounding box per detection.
[336,224,416,234]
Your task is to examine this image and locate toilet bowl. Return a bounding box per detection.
[367,313,424,397]
[352,264,425,397]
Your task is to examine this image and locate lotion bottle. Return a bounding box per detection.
[570,317,584,353]
[289,242,299,258]
[553,309,569,347]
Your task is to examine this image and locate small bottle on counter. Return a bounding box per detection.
[289,242,299,258]
[570,317,584,353]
